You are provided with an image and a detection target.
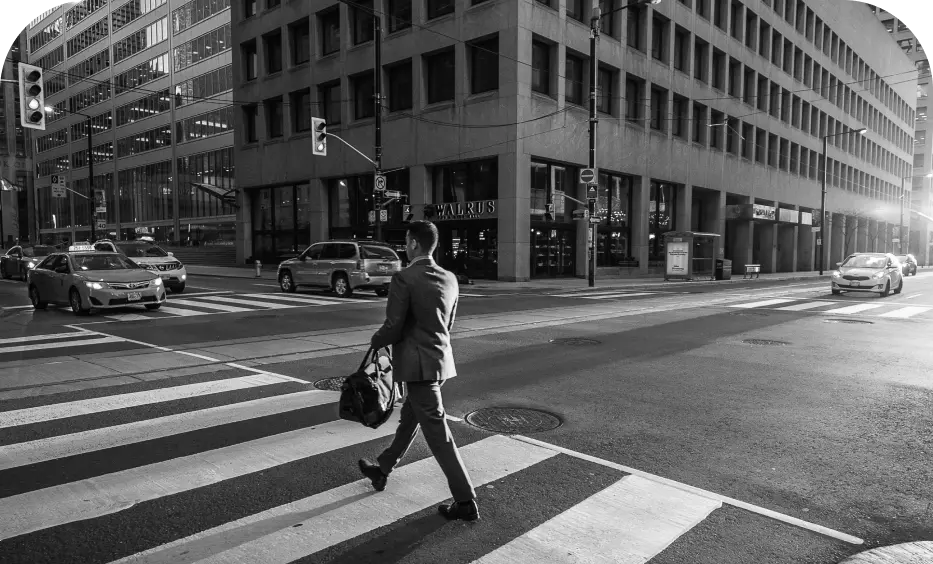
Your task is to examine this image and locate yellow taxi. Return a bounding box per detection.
[27,244,166,316]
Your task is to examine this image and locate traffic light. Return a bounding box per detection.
[18,63,46,131]
[312,117,327,156]
[588,199,597,218]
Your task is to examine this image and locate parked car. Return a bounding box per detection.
[895,254,918,277]
[94,239,188,293]
[27,245,165,315]
[277,240,402,298]
[831,252,904,297]
[1,245,56,281]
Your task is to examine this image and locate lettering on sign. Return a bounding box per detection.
[778,208,798,223]
[666,241,689,275]
[800,211,813,226]
[752,204,776,221]
[425,200,497,221]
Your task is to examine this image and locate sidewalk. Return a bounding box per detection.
[186,264,831,291]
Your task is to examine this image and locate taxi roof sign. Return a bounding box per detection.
[68,244,96,252]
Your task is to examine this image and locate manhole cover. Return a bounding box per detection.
[549,337,601,346]
[824,319,874,325]
[742,339,790,346]
[313,377,345,391]
[465,408,562,434]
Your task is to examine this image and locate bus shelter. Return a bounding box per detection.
[663,231,721,281]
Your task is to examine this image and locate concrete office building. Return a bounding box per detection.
[0,32,35,247]
[233,0,914,281]
[22,0,237,264]
[870,3,932,265]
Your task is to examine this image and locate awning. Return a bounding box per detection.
[909,208,933,225]
[191,183,239,209]
[0,178,23,191]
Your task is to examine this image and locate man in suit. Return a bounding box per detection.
[358,220,478,521]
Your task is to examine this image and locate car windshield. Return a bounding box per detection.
[361,245,398,260]
[895,255,908,261]
[73,254,138,271]
[25,246,56,257]
[116,243,169,258]
[842,255,888,269]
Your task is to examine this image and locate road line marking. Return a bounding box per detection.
[252,284,280,288]
[823,303,887,315]
[1,305,39,311]
[100,313,154,322]
[583,292,657,300]
[154,305,207,317]
[165,299,252,313]
[511,435,863,545]
[226,363,310,385]
[0,391,335,471]
[728,298,799,309]
[877,306,932,319]
[65,325,174,351]
[0,332,101,345]
[0,373,298,429]
[174,351,221,361]
[774,301,837,311]
[472,475,721,564]
[173,291,235,297]
[0,336,124,354]
[904,293,923,300]
[0,413,403,542]
[187,295,295,309]
[241,293,348,306]
[108,436,555,564]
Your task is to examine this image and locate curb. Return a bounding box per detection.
[837,541,933,563]
[469,274,832,294]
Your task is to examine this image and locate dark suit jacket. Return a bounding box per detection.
[371,257,458,382]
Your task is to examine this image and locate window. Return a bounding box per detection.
[290,19,311,65]
[245,0,257,17]
[175,65,232,108]
[672,95,687,138]
[597,68,614,114]
[756,128,766,163]
[116,89,171,126]
[427,0,454,19]
[696,0,709,18]
[291,89,312,132]
[730,0,742,39]
[268,0,280,8]
[320,7,340,56]
[709,110,724,149]
[175,106,234,143]
[532,40,551,95]
[712,50,725,90]
[713,0,726,29]
[173,23,232,71]
[567,0,584,22]
[388,60,413,111]
[673,27,689,72]
[471,36,499,94]
[650,87,667,131]
[353,72,375,119]
[318,82,342,124]
[172,0,227,35]
[728,58,741,97]
[626,75,644,122]
[726,117,740,155]
[30,16,63,53]
[741,122,754,158]
[651,16,668,62]
[694,38,708,82]
[66,17,109,57]
[388,0,411,32]
[434,159,499,203]
[243,39,258,80]
[117,160,174,222]
[114,53,169,94]
[68,48,110,86]
[627,6,644,51]
[600,0,617,36]
[565,54,585,106]
[768,133,778,167]
[426,49,455,104]
[265,98,283,139]
[743,68,755,104]
[264,31,283,74]
[353,0,374,45]
[69,82,111,114]
[116,124,172,157]
[113,17,168,63]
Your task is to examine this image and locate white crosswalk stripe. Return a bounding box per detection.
[551,291,660,300]
[0,365,763,563]
[725,297,933,319]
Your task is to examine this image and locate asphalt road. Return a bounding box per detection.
[0,269,931,563]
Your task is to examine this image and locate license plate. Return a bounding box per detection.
[378,265,388,272]
[127,292,141,301]
[851,281,859,287]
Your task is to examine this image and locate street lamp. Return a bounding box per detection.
[819,127,867,274]
[899,172,933,254]
[587,0,663,287]
[44,105,99,242]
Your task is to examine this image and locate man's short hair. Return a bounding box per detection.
[407,220,439,253]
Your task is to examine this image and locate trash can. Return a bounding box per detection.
[715,259,733,280]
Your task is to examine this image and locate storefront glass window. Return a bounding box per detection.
[38,186,72,229]
[329,169,409,241]
[530,159,579,223]
[117,160,174,224]
[596,172,635,266]
[433,158,498,203]
[649,180,678,262]
[251,184,313,262]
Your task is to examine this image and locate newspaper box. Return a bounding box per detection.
[663,231,721,281]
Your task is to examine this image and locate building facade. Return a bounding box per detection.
[0,32,35,248]
[22,0,236,262]
[233,0,915,281]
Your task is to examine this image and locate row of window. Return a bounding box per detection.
[113,0,168,32]
[175,65,232,107]
[116,88,171,127]
[46,75,69,97]
[71,111,113,140]
[72,141,114,168]
[113,17,168,64]
[175,105,234,143]
[30,8,59,30]
[36,129,69,154]
[65,0,109,30]
[116,124,172,158]
[34,46,65,70]
[37,156,71,177]
[173,0,230,35]
[173,23,230,72]
[117,160,173,223]
[29,17,63,53]
[46,101,69,124]
[115,52,169,95]
[68,48,110,86]
[66,17,109,58]
[70,82,112,114]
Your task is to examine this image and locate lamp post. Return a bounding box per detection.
[899,172,933,254]
[45,106,98,242]
[819,127,867,275]
[587,0,661,287]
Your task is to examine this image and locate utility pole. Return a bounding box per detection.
[819,134,826,274]
[88,116,96,242]
[373,14,384,242]
[900,176,905,255]
[587,0,599,288]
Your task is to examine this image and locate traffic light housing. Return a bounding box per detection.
[18,63,46,131]
[544,203,554,222]
[312,117,327,156]
[588,199,597,218]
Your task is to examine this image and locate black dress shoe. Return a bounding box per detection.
[438,500,479,521]
[358,459,387,492]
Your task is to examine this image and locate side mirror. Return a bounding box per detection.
[167,251,174,257]
[299,255,307,262]
[835,262,842,267]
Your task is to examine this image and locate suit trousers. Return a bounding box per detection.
[376,380,476,502]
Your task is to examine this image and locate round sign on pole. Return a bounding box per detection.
[374,174,387,192]
[579,168,596,184]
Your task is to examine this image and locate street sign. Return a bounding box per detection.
[51,175,66,198]
[579,168,597,185]
[384,190,401,199]
[589,217,602,224]
[572,209,589,220]
[587,186,597,200]
[892,237,900,243]
[812,226,821,233]
[368,209,389,224]
[374,174,387,192]
[96,221,106,230]
[816,238,822,245]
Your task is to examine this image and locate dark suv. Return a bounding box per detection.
[277,240,402,298]
[895,254,918,276]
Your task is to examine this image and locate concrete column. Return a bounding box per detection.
[867,219,878,252]
[759,222,778,273]
[676,184,693,233]
[877,221,887,253]
[409,165,430,213]
[830,213,845,266]
[633,176,651,271]
[498,152,530,282]
[856,216,869,252]
[709,190,726,258]
[309,178,329,243]
[236,191,252,264]
[797,218,814,271]
[779,205,798,272]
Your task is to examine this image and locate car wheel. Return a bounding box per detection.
[0,263,9,279]
[880,281,891,298]
[894,277,904,295]
[332,273,352,298]
[831,289,842,295]
[29,285,47,309]
[70,288,90,316]
[170,283,186,294]
[279,270,296,293]
[145,303,162,310]
[375,288,389,297]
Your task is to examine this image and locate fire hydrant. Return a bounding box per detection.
[254,260,262,278]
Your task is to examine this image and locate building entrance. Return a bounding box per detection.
[531,226,576,277]
[436,220,498,280]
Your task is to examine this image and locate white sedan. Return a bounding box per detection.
[831,253,904,297]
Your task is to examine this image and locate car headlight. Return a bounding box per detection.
[152,278,163,286]
[832,271,841,278]
[872,271,885,279]
[84,281,107,290]
[27,262,36,269]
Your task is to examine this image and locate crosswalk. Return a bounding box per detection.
[0,330,141,361]
[0,366,853,563]
[726,297,933,319]
[550,290,664,300]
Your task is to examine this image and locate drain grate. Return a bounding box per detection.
[824,319,874,325]
[465,407,562,434]
[549,337,602,346]
[742,339,790,346]
[313,377,345,391]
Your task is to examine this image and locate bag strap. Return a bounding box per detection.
[357,346,377,372]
